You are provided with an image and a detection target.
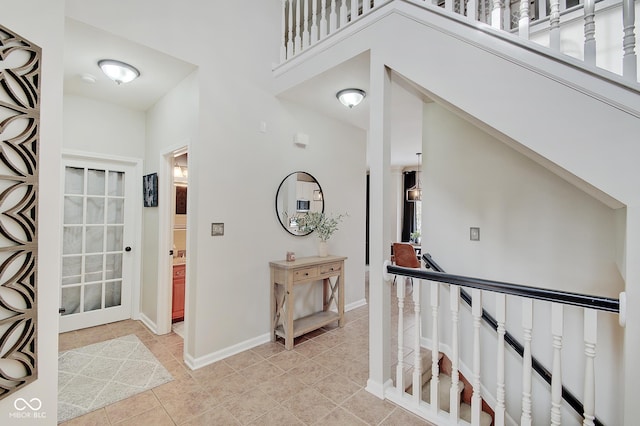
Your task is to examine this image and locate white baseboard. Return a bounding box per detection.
[184,332,272,370]
[137,313,159,335]
[366,378,393,399]
[346,298,367,311]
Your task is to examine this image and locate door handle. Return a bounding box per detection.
[169,250,174,256]
[125,246,132,252]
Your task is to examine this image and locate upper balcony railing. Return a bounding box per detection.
[279,0,638,83]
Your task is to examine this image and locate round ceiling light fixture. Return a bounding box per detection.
[336,88,366,108]
[98,59,140,85]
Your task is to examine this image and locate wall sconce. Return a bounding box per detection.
[98,59,140,85]
[406,153,422,202]
[336,88,366,108]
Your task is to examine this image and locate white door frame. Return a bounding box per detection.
[60,150,143,327]
[156,142,190,336]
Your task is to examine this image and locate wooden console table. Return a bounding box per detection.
[269,255,346,350]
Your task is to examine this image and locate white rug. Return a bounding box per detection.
[57,334,173,423]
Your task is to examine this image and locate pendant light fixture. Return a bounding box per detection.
[98,59,140,85]
[336,88,366,108]
[406,152,422,202]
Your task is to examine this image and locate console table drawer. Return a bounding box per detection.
[294,267,318,281]
[319,262,341,275]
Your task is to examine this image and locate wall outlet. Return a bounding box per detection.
[470,227,480,241]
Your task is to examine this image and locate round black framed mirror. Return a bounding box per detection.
[275,171,324,236]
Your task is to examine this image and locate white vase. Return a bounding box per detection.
[318,240,328,257]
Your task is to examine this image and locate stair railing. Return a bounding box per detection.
[279,0,637,82]
[383,254,624,425]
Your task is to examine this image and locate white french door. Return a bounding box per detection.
[59,157,137,332]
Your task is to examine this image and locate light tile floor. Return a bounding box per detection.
[59,279,432,425]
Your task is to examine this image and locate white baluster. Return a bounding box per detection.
[430,282,440,414]
[320,0,328,38]
[503,0,511,31]
[445,0,454,13]
[583,0,596,65]
[583,309,597,426]
[340,0,348,27]
[549,0,561,50]
[396,276,406,392]
[551,303,563,426]
[351,0,359,22]
[281,0,288,62]
[468,0,478,21]
[311,0,318,43]
[495,294,506,426]
[364,0,371,13]
[471,289,482,426]
[294,0,302,53]
[330,0,337,33]
[521,299,533,426]
[450,286,460,423]
[491,0,504,29]
[519,0,530,39]
[622,0,637,81]
[303,0,310,49]
[412,279,423,404]
[287,0,294,59]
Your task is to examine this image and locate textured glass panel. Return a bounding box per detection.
[62,256,82,285]
[85,226,104,253]
[84,284,103,312]
[106,226,123,252]
[107,199,124,224]
[87,169,105,195]
[105,254,122,280]
[63,227,83,254]
[61,286,81,315]
[65,167,84,195]
[108,171,124,196]
[86,197,105,224]
[63,196,83,224]
[84,255,103,283]
[105,281,122,308]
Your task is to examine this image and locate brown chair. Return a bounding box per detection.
[392,243,421,268]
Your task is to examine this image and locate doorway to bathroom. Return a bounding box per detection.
[171,151,188,338]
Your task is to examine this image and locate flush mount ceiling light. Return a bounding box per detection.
[98,59,140,85]
[336,88,366,108]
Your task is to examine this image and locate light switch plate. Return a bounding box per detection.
[470,227,480,241]
[211,223,224,236]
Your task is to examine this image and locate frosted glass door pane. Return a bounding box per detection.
[64,197,83,224]
[63,227,82,254]
[65,167,84,194]
[61,286,81,315]
[105,254,122,280]
[86,198,105,224]
[62,256,82,285]
[85,226,104,253]
[84,284,102,312]
[87,169,105,195]
[108,171,124,196]
[105,281,122,308]
[106,226,123,252]
[84,255,103,283]
[107,199,124,224]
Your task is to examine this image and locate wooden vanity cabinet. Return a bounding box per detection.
[172,264,185,320]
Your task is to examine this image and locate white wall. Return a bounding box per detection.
[421,102,624,425]
[66,0,367,364]
[0,0,64,423]
[63,95,146,158]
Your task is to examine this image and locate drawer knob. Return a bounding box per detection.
[304,273,309,276]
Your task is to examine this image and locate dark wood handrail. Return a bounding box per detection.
[386,253,614,426]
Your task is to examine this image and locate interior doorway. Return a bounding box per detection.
[171,151,188,339]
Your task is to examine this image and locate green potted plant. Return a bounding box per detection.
[410,230,421,244]
[299,211,347,257]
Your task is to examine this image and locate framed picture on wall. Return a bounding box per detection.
[176,185,187,214]
[143,173,158,207]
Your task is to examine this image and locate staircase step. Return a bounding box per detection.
[422,373,464,413]
[392,350,438,390]
[460,402,493,426]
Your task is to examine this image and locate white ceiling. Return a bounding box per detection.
[64,18,197,111]
[64,20,425,167]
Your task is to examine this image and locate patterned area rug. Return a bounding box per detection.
[58,334,173,423]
